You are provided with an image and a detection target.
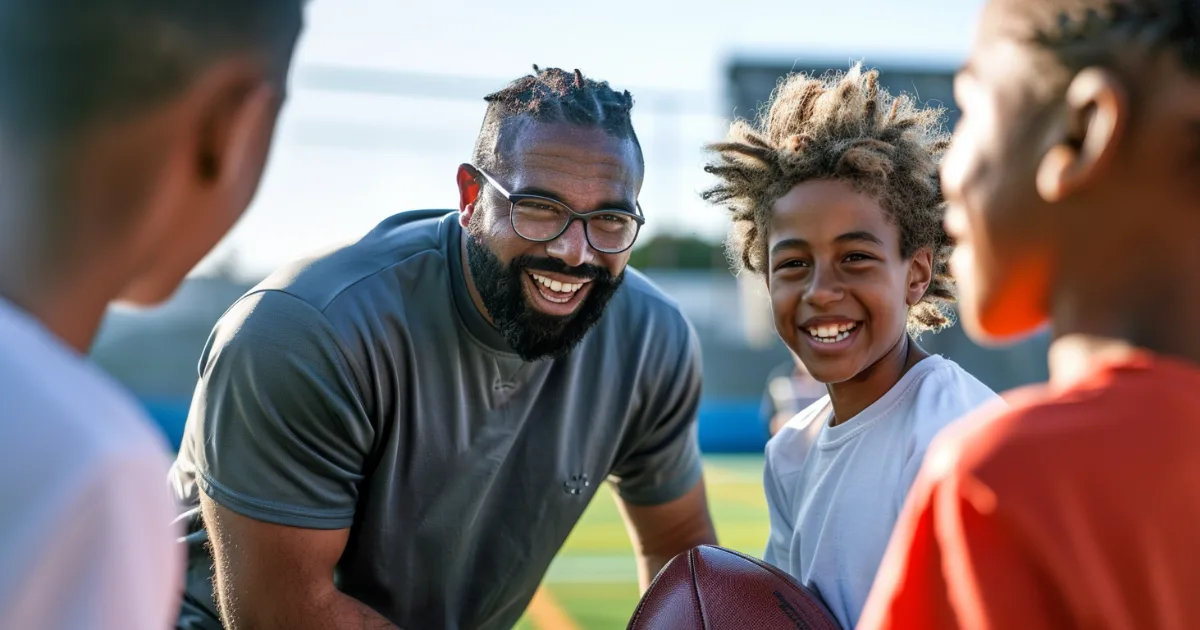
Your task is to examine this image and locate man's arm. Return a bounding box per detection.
[180,291,390,628]
[614,480,717,591]
[202,493,398,630]
[608,314,715,590]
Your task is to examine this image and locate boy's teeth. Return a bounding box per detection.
[807,322,857,340]
[814,330,851,344]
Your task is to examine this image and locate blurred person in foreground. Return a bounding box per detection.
[702,65,999,629]
[0,2,306,629]
[170,66,717,630]
[761,352,826,437]
[858,1,1200,628]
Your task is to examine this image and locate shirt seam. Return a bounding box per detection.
[198,471,356,525]
[231,289,374,401]
[817,359,954,451]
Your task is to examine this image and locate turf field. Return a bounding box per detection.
[514,455,769,630]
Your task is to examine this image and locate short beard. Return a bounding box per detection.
[464,232,624,362]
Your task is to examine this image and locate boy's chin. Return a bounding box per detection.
[116,271,188,309]
[964,293,1051,348]
[798,357,861,386]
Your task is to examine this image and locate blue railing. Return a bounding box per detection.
[141,397,767,455]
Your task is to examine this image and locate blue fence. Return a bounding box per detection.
[141,397,767,455]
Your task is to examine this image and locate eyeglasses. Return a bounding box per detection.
[470,164,645,254]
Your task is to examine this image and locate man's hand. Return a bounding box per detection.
[614,480,718,591]
[201,491,399,630]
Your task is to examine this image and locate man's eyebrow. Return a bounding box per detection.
[513,187,636,213]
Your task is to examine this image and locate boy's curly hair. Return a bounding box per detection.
[702,64,956,333]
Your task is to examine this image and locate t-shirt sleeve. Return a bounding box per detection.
[188,290,373,530]
[859,439,1063,630]
[761,446,793,568]
[607,318,704,506]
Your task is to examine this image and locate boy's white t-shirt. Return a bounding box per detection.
[762,355,1000,630]
[0,298,182,629]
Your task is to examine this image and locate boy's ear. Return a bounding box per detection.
[906,247,934,306]
[1036,67,1127,203]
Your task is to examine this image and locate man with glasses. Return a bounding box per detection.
[169,66,717,630]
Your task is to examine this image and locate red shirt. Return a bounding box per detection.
[858,353,1200,630]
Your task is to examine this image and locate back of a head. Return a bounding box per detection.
[934,0,1200,344]
[1005,0,1200,84]
[0,1,307,313]
[472,65,643,174]
[0,1,305,146]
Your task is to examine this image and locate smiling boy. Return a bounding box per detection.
[703,65,999,629]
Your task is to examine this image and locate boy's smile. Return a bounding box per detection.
[767,179,929,387]
[800,317,862,351]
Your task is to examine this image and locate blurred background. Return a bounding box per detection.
[89,1,1049,627]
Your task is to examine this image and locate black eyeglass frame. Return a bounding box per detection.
[468,164,646,254]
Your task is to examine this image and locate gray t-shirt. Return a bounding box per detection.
[169,210,704,630]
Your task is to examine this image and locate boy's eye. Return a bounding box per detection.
[843,253,874,263]
[775,259,809,271]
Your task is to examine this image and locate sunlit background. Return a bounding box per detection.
[89,2,1051,627]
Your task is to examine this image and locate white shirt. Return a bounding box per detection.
[762,355,1000,630]
[0,299,182,629]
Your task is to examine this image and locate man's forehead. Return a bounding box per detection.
[503,122,643,192]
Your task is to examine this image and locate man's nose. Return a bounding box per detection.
[544,219,597,269]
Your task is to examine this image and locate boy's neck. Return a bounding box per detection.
[1047,334,1141,389]
[0,254,120,354]
[1049,240,1200,382]
[826,335,928,426]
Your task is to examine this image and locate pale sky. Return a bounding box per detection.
[196,0,987,278]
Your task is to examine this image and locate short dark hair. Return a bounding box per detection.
[472,65,643,174]
[1020,0,1200,77]
[0,1,306,144]
[703,65,955,333]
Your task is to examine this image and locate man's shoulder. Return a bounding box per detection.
[210,210,456,345]
[250,209,455,313]
[604,268,693,339]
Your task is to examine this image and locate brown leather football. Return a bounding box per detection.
[626,545,842,630]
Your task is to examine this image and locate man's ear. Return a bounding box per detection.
[1036,67,1128,203]
[457,164,482,229]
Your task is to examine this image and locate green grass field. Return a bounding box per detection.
[514,455,769,630]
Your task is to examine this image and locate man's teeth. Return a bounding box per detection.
[532,273,585,294]
[806,322,858,344]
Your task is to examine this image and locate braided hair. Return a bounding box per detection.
[472,65,642,174]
